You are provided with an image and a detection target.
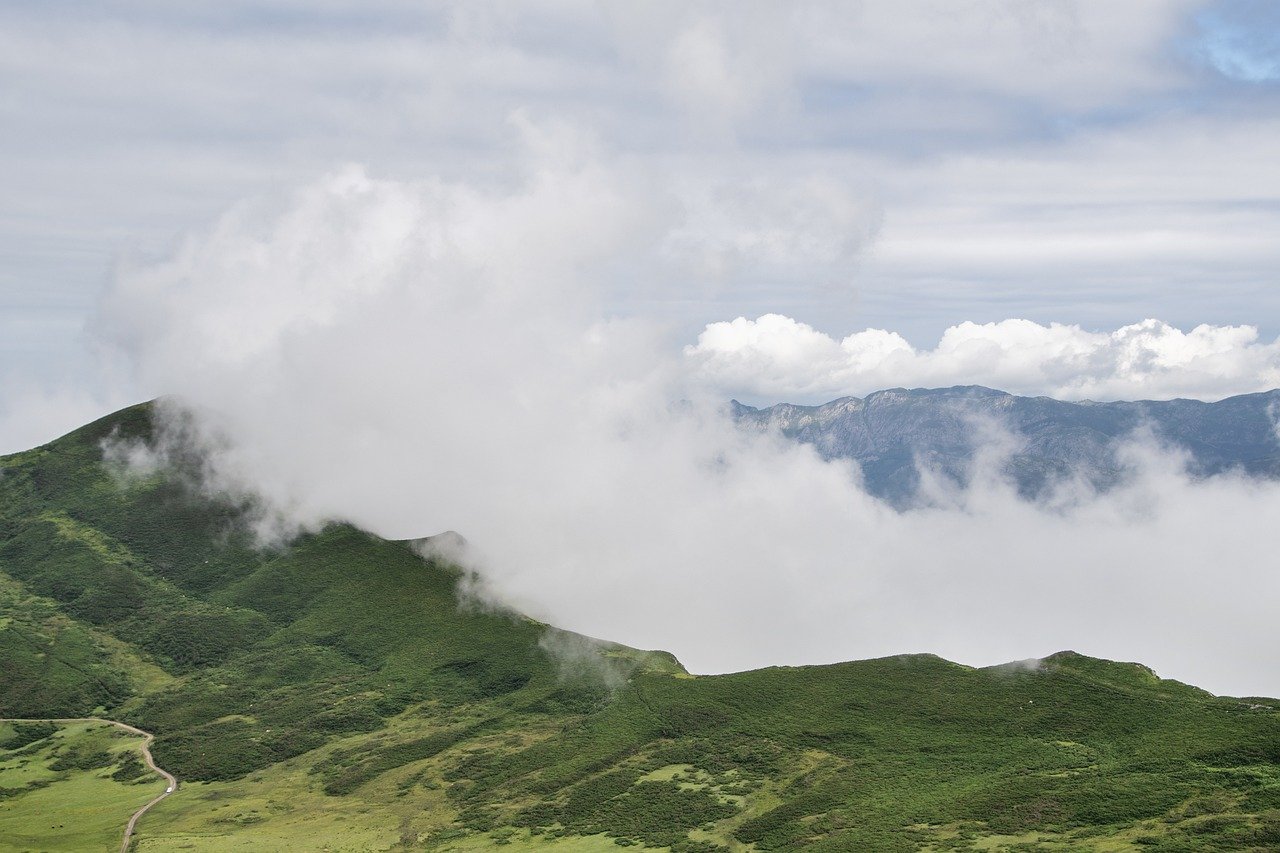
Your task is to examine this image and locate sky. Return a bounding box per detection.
[5,0,1280,445]
[4,1,1280,694]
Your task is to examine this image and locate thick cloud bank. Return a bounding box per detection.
[688,314,1280,403]
[97,163,1280,698]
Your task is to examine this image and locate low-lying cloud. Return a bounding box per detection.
[688,314,1280,404]
[94,156,1280,699]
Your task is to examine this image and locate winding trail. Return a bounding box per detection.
[0,717,177,852]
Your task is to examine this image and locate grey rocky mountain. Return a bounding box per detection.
[732,386,1280,506]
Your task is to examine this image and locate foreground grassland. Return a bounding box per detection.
[1,402,1278,851]
[0,720,166,851]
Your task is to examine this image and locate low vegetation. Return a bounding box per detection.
[0,720,166,851]
[1,402,1277,851]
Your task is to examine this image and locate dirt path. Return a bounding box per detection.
[0,716,177,852]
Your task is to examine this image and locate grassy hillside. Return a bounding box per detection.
[0,719,168,851]
[1,402,1278,851]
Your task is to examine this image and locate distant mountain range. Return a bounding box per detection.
[732,386,1280,505]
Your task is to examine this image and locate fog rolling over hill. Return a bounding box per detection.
[2,403,1279,851]
[734,386,1280,506]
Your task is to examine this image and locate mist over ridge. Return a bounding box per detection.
[733,384,1280,507]
[81,157,1280,699]
[6,4,1280,848]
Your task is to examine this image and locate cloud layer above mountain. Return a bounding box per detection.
[689,314,1280,403]
[5,1,1280,696]
[94,160,1280,698]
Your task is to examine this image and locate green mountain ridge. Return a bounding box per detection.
[1,403,1278,851]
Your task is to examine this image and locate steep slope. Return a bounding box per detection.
[1,403,1278,851]
[733,386,1280,505]
[0,404,675,781]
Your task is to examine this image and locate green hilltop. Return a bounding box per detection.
[1,403,1278,851]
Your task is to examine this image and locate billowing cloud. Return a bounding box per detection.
[687,314,1280,402]
[9,0,1280,411]
[95,163,1280,698]
[7,1,1280,698]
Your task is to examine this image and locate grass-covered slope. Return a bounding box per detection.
[0,719,168,851]
[1,402,1278,851]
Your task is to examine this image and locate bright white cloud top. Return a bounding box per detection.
[82,163,1280,697]
[4,2,1280,694]
[689,315,1280,402]
[5,1,1280,433]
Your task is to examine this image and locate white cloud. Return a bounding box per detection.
[662,176,880,285]
[94,163,1280,698]
[7,0,1280,403]
[687,314,1280,402]
[6,1,1280,697]
[794,0,1189,111]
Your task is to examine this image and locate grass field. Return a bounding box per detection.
[0,720,166,852]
